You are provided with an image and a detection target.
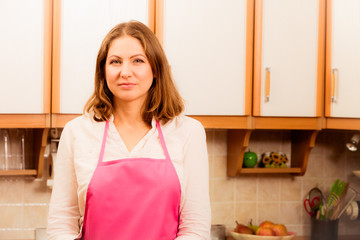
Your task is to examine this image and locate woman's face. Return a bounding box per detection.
[105,36,153,107]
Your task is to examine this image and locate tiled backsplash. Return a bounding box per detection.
[1,129,360,239]
[208,129,360,237]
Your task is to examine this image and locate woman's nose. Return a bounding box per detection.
[120,62,132,78]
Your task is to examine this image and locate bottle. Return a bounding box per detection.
[0,130,10,170]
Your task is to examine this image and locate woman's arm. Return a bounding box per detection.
[47,125,81,240]
[176,120,211,240]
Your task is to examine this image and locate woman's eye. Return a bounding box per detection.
[134,59,144,63]
[110,60,121,64]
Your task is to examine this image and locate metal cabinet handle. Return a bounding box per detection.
[331,68,338,103]
[265,67,271,102]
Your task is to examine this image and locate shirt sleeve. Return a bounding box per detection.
[175,120,211,240]
[47,124,81,240]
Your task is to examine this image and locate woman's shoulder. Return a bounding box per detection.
[164,115,205,135]
[62,113,106,136]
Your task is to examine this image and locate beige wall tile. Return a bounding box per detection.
[235,202,257,226]
[0,177,24,203]
[211,202,234,226]
[257,202,279,224]
[280,177,301,201]
[286,224,302,236]
[24,179,51,203]
[213,156,227,178]
[258,176,280,202]
[304,153,324,178]
[235,176,257,201]
[279,202,301,224]
[213,178,235,202]
[0,206,23,228]
[205,130,214,157]
[23,205,49,228]
[0,230,34,240]
[213,130,227,157]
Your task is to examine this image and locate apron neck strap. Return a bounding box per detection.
[99,120,110,164]
[98,120,171,163]
[156,120,171,161]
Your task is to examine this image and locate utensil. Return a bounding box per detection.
[304,196,321,217]
[324,179,347,219]
[330,182,349,220]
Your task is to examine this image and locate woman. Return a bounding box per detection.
[47,21,211,240]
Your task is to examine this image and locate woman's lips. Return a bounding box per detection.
[118,83,136,89]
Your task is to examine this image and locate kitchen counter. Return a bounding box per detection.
[227,236,360,240]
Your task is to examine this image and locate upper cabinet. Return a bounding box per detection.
[158,0,253,118]
[253,0,325,118]
[51,0,154,127]
[325,0,360,129]
[0,0,51,128]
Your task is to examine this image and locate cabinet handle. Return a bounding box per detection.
[265,67,271,102]
[331,68,338,103]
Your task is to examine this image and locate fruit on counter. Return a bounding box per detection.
[259,220,274,229]
[234,221,253,235]
[233,220,290,236]
[272,224,288,236]
[248,219,259,234]
[256,226,275,236]
[243,150,258,168]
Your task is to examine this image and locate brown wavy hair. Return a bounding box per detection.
[84,21,184,124]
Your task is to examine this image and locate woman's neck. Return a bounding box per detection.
[112,100,149,127]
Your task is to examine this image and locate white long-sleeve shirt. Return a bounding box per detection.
[47,113,211,240]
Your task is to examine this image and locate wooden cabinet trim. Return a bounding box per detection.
[155,0,164,45]
[253,0,263,116]
[52,0,61,114]
[245,0,255,115]
[0,114,50,128]
[326,118,360,130]
[316,0,326,117]
[254,117,323,130]
[51,114,81,128]
[43,0,52,114]
[325,0,333,116]
[148,0,156,33]
[190,116,251,129]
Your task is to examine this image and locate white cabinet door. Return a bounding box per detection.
[162,0,251,115]
[56,0,150,114]
[254,0,323,117]
[0,0,45,113]
[328,0,360,118]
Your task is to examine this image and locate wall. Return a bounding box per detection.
[1,129,360,239]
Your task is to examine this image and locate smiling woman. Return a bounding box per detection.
[47,21,211,240]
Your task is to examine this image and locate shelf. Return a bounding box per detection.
[227,129,319,176]
[0,169,37,176]
[237,167,302,174]
[0,128,49,178]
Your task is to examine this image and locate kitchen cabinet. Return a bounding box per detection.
[157,0,253,128]
[0,0,51,128]
[51,0,155,127]
[155,0,323,176]
[325,0,360,130]
[253,0,325,118]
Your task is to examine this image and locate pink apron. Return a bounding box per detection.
[81,120,181,240]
